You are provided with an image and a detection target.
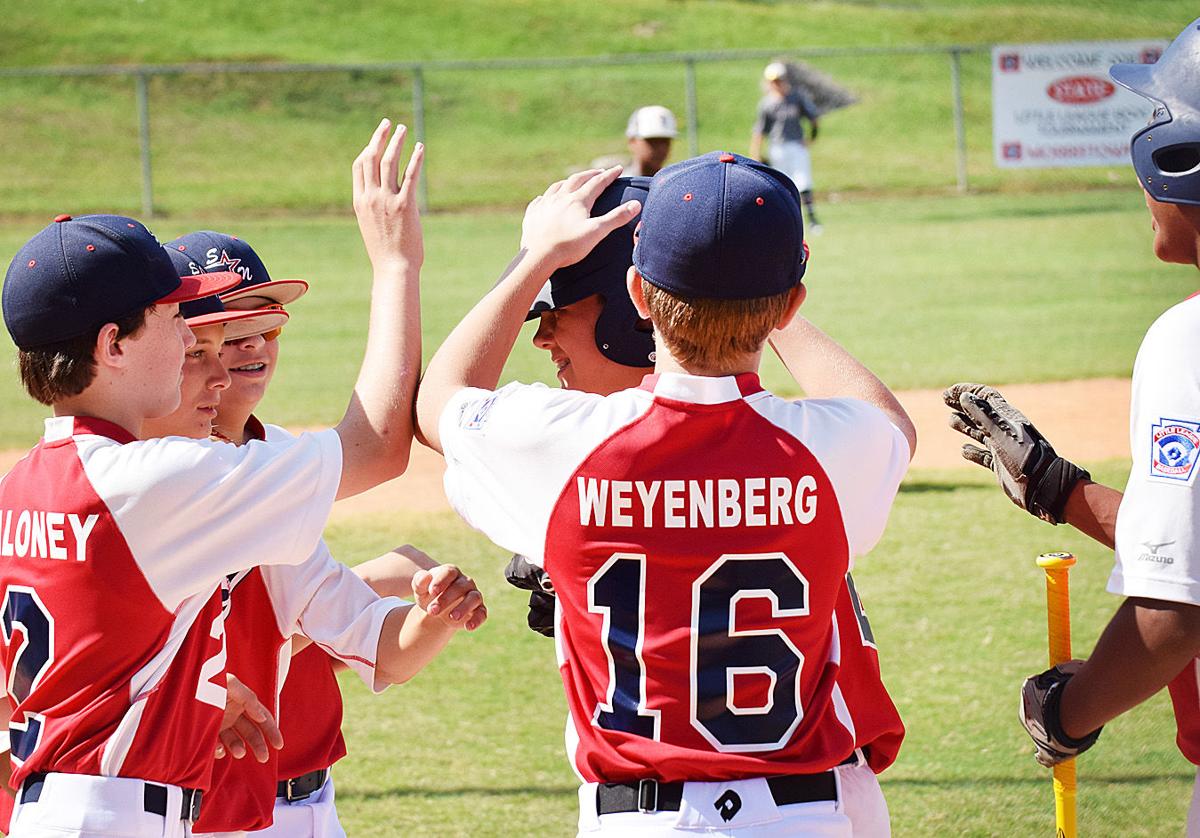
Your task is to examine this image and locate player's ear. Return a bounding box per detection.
[776,283,806,331]
[627,266,651,319]
[94,322,126,370]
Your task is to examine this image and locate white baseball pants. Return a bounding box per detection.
[249,773,344,838]
[576,760,889,837]
[8,773,193,838]
[768,141,814,193]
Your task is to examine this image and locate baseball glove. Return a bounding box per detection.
[1019,660,1103,767]
[504,554,556,638]
[943,382,1090,525]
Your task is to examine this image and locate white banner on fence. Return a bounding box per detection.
[992,40,1167,168]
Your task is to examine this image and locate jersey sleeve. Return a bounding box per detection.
[752,98,771,136]
[750,395,909,564]
[1111,300,1200,606]
[797,91,819,122]
[258,542,404,694]
[80,429,343,610]
[439,382,650,565]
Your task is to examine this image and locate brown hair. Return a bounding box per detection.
[640,278,792,370]
[17,307,151,405]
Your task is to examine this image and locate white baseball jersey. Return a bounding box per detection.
[195,419,400,834]
[195,542,400,834]
[1111,294,1200,605]
[440,372,908,783]
[0,416,341,792]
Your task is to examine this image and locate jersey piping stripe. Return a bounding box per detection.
[100,590,215,776]
[307,637,374,669]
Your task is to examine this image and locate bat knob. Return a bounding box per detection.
[1037,551,1077,570]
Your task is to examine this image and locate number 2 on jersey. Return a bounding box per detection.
[1,586,54,762]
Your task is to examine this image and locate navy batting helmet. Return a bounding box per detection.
[1111,20,1200,206]
[526,176,655,368]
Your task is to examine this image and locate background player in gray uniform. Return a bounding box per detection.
[751,62,822,233]
[942,20,1200,831]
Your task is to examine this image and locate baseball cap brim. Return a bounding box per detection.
[186,308,289,341]
[159,271,242,305]
[220,279,309,306]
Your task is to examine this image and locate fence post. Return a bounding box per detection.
[684,59,699,158]
[411,65,429,212]
[135,72,155,218]
[949,48,968,193]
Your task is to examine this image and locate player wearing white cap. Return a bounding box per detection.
[625,106,679,177]
[417,156,915,835]
[0,118,423,837]
[751,62,822,234]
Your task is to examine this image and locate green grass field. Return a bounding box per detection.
[4,2,1200,835]
[324,463,1190,836]
[0,1,1196,214]
[2,188,1192,448]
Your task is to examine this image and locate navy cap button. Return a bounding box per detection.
[718,153,735,163]
[53,214,72,223]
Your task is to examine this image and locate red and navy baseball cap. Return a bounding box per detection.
[168,231,308,306]
[166,248,290,341]
[3,214,241,350]
[633,151,806,300]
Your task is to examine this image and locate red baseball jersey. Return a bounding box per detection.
[1170,660,1200,764]
[834,575,904,773]
[0,416,342,792]
[193,419,398,833]
[441,373,908,783]
[275,646,347,782]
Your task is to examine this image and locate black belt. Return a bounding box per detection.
[21,772,202,822]
[277,768,328,802]
[596,756,856,816]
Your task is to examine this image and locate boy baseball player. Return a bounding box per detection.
[130,262,483,837]
[0,118,423,837]
[416,157,915,835]
[943,18,1200,833]
[163,231,483,836]
[508,177,907,835]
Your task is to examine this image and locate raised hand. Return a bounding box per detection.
[520,166,641,271]
[352,118,425,272]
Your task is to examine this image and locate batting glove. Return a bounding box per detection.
[504,554,557,638]
[943,383,1090,525]
[1019,660,1103,767]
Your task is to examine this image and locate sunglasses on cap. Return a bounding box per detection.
[258,303,286,341]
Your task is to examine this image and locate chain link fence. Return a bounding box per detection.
[1,45,1126,217]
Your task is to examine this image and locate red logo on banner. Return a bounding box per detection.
[1047,75,1115,105]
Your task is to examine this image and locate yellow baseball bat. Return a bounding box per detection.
[1037,551,1077,838]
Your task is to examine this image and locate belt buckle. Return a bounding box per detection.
[286,778,313,803]
[636,779,658,813]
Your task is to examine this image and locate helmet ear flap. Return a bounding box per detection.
[593,290,656,368]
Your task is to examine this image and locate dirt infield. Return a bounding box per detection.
[0,378,1131,520]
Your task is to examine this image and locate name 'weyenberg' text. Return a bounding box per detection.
[577,476,819,528]
[0,509,99,562]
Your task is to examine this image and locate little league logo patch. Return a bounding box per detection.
[461,394,498,431]
[1150,419,1200,482]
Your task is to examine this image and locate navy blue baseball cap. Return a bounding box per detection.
[168,231,308,306]
[3,214,241,350]
[633,151,806,299]
[166,248,290,341]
